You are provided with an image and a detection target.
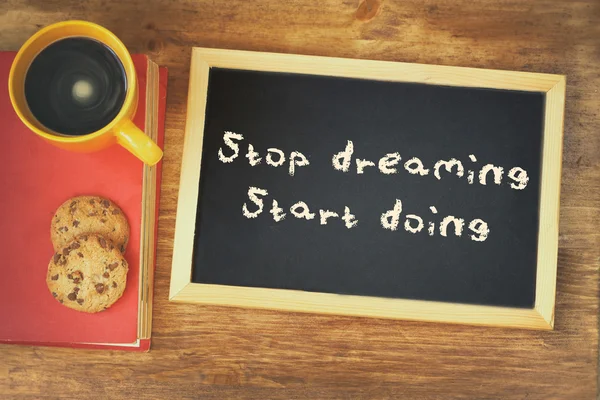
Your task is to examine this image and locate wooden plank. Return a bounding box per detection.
[534,76,567,328]
[194,47,562,91]
[169,53,208,298]
[172,282,551,330]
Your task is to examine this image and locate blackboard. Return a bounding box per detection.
[170,48,565,330]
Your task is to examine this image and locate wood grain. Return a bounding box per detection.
[1,0,599,399]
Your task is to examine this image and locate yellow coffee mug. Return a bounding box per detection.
[8,20,163,166]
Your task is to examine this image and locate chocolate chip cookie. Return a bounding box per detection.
[50,195,130,253]
[46,234,129,313]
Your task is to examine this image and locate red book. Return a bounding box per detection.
[0,52,167,351]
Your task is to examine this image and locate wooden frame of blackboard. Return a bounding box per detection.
[170,47,566,330]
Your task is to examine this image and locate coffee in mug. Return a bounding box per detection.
[9,20,163,166]
[25,37,128,136]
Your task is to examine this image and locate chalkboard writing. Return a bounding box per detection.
[192,67,545,308]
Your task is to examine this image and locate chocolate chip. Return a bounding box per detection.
[77,252,84,258]
[112,228,116,232]
[88,211,98,217]
[73,278,80,284]
[103,272,110,278]
[67,292,77,301]
[95,283,105,293]
[52,292,57,297]
[112,209,120,215]
[59,299,64,304]
[72,271,84,281]
[53,253,61,264]
[62,247,71,256]
[120,245,126,253]
[102,209,108,216]
[51,274,59,281]
[90,199,95,205]
[70,201,77,208]
[101,200,110,208]
[70,208,76,215]
[70,242,80,250]
[80,235,88,241]
[98,237,107,248]
[109,244,114,250]
[74,287,80,293]
[100,218,107,223]
[112,281,117,288]
[73,220,80,228]
[67,274,73,279]
[108,262,118,271]
[77,299,84,305]
[63,226,68,232]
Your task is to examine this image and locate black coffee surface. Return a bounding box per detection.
[25,37,127,136]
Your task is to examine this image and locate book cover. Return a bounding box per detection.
[0,52,166,350]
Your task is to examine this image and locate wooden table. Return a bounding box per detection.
[1,1,599,398]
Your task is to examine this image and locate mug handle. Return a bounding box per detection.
[115,119,163,166]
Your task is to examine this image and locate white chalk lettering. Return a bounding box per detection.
[428,206,438,236]
[508,167,529,190]
[469,219,490,242]
[381,199,403,231]
[404,214,424,233]
[404,157,429,176]
[467,155,477,184]
[242,186,267,218]
[479,164,504,185]
[266,148,286,167]
[440,216,465,237]
[319,210,339,225]
[289,151,309,176]
[332,141,354,172]
[218,131,243,163]
[342,206,358,229]
[378,152,401,175]
[434,158,464,180]
[356,158,375,174]
[270,199,286,222]
[246,144,262,166]
[290,201,316,220]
